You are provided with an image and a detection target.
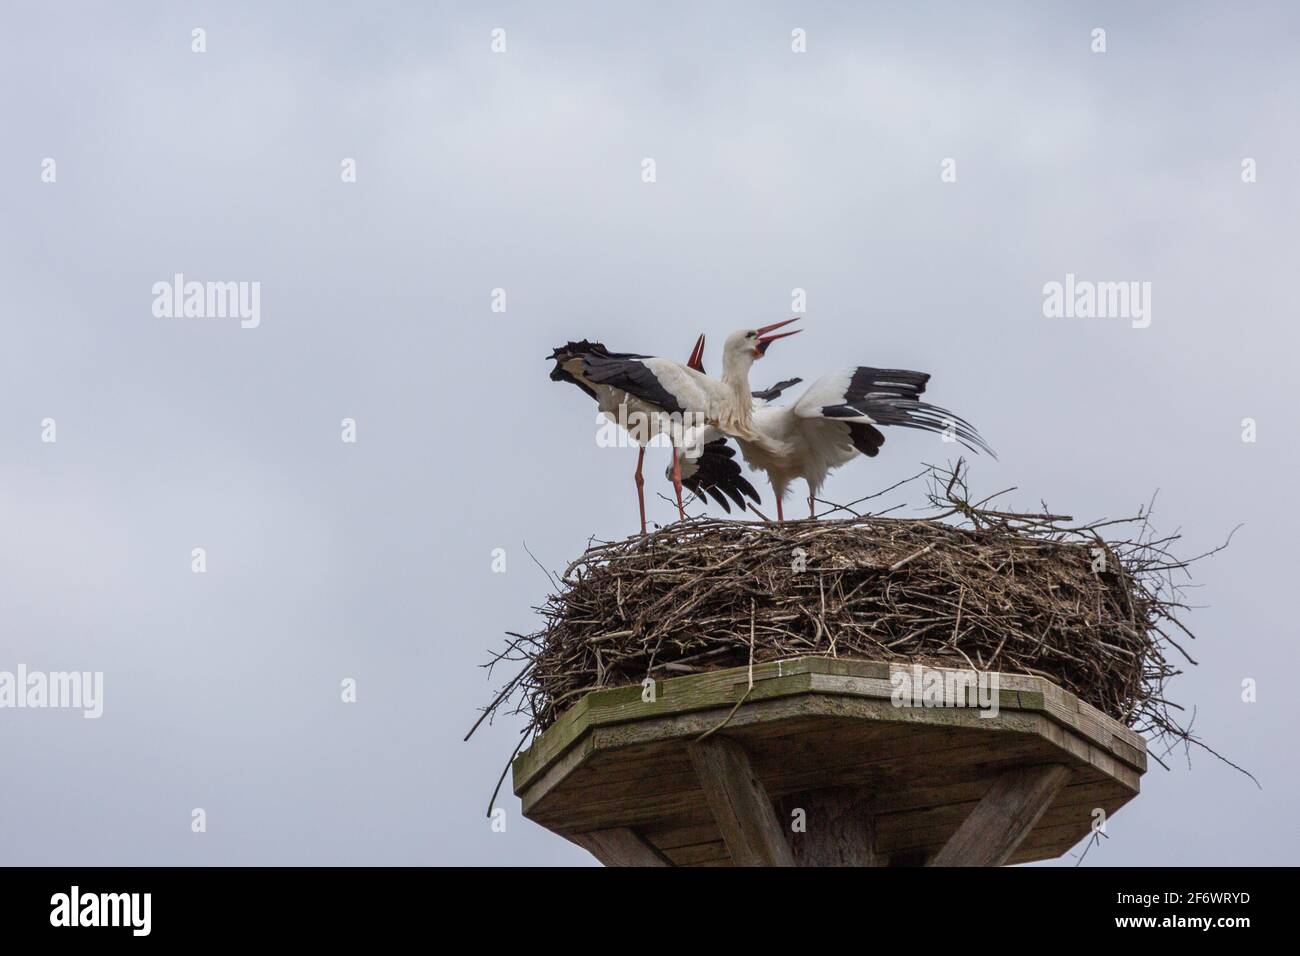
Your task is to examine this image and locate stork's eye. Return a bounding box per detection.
[746,331,757,338]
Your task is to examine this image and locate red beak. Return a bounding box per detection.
[687,333,706,371]
[754,317,801,355]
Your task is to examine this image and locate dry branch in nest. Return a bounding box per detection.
[473,462,1243,785]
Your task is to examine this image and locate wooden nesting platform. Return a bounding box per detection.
[512,657,1147,866]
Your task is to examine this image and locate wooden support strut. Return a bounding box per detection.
[568,828,671,867]
[687,736,796,867]
[929,763,1072,867]
[572,758,1072,868]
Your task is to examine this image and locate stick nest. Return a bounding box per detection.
[478,464,1235,776]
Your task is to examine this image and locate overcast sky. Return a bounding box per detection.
[1,1,1296,865]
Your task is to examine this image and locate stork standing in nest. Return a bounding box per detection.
[674,323,996,520]
[549,334,776,533]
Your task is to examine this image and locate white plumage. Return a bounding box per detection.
[677,329,994,521]
[549,334,765,532]
[553,319,989,528]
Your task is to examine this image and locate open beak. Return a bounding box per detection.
[754,317,801,356]
[687,333,706,371]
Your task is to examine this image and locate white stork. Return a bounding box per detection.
[674,326,995,521]
[551,320,802,524]
[548,333,766,533]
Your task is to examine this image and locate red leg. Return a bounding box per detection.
[809,490,816,518]
[634,447,647,534]
[776,496,784,522]
[670,447,686,522]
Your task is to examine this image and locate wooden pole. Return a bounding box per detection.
[687,736,796,867]
[929,763,1072,867]
[781,788,882,866]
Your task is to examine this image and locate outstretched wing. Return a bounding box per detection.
[793,367,995,457]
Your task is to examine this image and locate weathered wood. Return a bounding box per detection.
[523,704,1107,831]
[929,764,1072,867]
[879,793,1127,855]
[783,788,882,866]
[513,658,1145,867]
[663,840,730,866]
[513,657,1147,794]
[567,828,671,867]
[687,736,796,867]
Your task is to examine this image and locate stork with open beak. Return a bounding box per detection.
[559,319,803,521]
[548,333,762,534]
[702,325,995,520]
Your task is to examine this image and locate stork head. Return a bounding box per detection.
[723,319,801,369]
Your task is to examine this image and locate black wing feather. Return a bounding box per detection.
[815,367,994,458]
[680,438,762,511]
[581,354,685,415]
[547,339,647,401]
[750,377,804,402]
[845,421,886,457]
